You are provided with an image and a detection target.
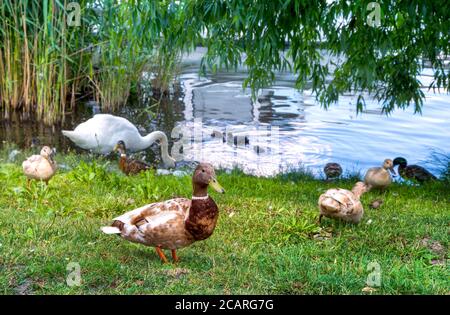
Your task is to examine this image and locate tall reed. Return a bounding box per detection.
[0,0,187,124]
[0,0,87,124]
[92,1,150,111]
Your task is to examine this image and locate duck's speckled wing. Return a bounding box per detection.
[22,155,55,180]
[404,165,437,182]
[319,188,363,223]
[22,155,42,169]
[112,198,193,249]
[113,198,191,225]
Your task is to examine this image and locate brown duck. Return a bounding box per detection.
[324,162,343,180]
[22,146,57,187]
[318,182,368,224]
[113,140,153,175]
[101,163,225,263]
[364,159,395,191]
[393,157,437,183]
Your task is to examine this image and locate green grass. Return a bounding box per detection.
[0,148,448,295]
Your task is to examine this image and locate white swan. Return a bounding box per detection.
[62,114,176,168]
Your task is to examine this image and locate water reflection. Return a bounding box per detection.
[0,49,449,177]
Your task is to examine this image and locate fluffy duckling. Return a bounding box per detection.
[364,159,395,191]
[114,140,153,175]
[324,162,343,180]
[393,157,437,183]
[22,146,57,187]
[101,163,225,263]
[318,182,368,224]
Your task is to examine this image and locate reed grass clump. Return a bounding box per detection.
[0,0,91,124]
[0,0,185,124]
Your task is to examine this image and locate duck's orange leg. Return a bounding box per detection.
[171,249,179,263]
[26,178,31,189]
[155,246,168,263]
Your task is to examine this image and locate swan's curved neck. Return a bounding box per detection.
[139,131,174,166]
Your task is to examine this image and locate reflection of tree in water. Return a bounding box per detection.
[254,90,304,126]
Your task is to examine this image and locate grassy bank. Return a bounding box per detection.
[0,149,448,294]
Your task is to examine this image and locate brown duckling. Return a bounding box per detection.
[364,159,395,191]
[393,157,437,183]
[101,163,225,263]
[22,146,57,187]
[318,181,368,224]
[113,140,153,175]
[324,162,343,180]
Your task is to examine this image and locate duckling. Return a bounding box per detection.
[22,146,57,187]
[101,163,225,263]
[393,157,437,183]
[318,181,368,224]
[364,159,395,191]
[113,140,153,176]
[324,162,343,180]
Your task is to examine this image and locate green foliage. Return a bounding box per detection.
[425,150,450,182]
[68,160,111,183]
[185,0,450,113]
[91,1,163,109]
[2,1,449,122]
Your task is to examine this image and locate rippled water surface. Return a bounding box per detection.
[1,48,449,177]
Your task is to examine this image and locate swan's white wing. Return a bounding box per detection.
[63,114,142,154]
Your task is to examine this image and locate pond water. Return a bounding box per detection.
[1,48,449,177]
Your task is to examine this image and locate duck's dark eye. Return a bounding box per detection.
[202,169,205,173]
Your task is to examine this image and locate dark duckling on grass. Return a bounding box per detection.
[324,162,343,180]
[113,140,153,176]
[393,157,437,183]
